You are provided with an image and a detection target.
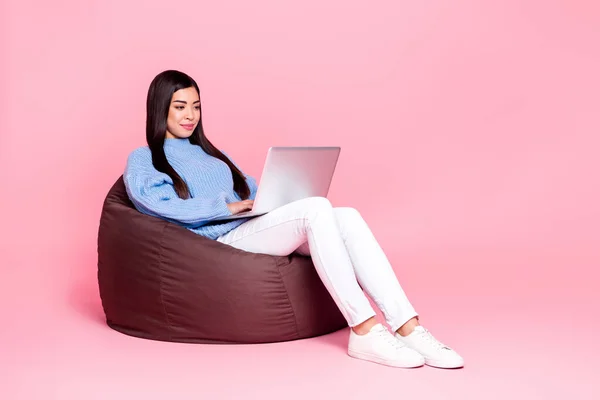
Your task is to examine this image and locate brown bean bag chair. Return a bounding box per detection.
[97,177,347,344]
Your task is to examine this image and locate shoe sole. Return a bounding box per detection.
[424,358,465,369]
[348,349,425,368]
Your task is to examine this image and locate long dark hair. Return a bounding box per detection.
[146,70,250,200]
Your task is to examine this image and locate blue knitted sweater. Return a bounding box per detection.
[123,138,258,239]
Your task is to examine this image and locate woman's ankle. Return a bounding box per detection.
[351,317,379,335]
[396,317,420,337]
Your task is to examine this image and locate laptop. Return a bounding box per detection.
[215,146,341,221]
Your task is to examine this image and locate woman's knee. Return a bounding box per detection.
[299,196,333,219]
[334,207,361,220]
[301,196,333,210]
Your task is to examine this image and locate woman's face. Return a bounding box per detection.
[165,87,201,139]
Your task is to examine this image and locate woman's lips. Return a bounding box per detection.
[181,124,195,131]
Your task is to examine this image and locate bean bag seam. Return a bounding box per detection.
[274,256,300,338]
[155,222,174,340]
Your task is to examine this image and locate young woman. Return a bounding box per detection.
[124,70,464,369]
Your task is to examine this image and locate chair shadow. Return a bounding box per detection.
[68,271,106,325]
[314,328,348,350]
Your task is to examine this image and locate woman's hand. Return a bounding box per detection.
[227,200,254,214]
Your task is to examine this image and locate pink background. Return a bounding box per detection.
[2,0,599,398]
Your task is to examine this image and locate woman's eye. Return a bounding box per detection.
[175,106,184,110]
[195,106,200,110]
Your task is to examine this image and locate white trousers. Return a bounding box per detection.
[216,197,418,332]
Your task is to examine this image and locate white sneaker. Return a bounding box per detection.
[348,323,425,368]
[395,326,464,368]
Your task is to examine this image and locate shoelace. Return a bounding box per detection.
[375,328,406,350]
[417,328,451,351]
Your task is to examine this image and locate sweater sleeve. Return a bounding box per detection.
[222,151,259,200]
[123,149,232,227]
